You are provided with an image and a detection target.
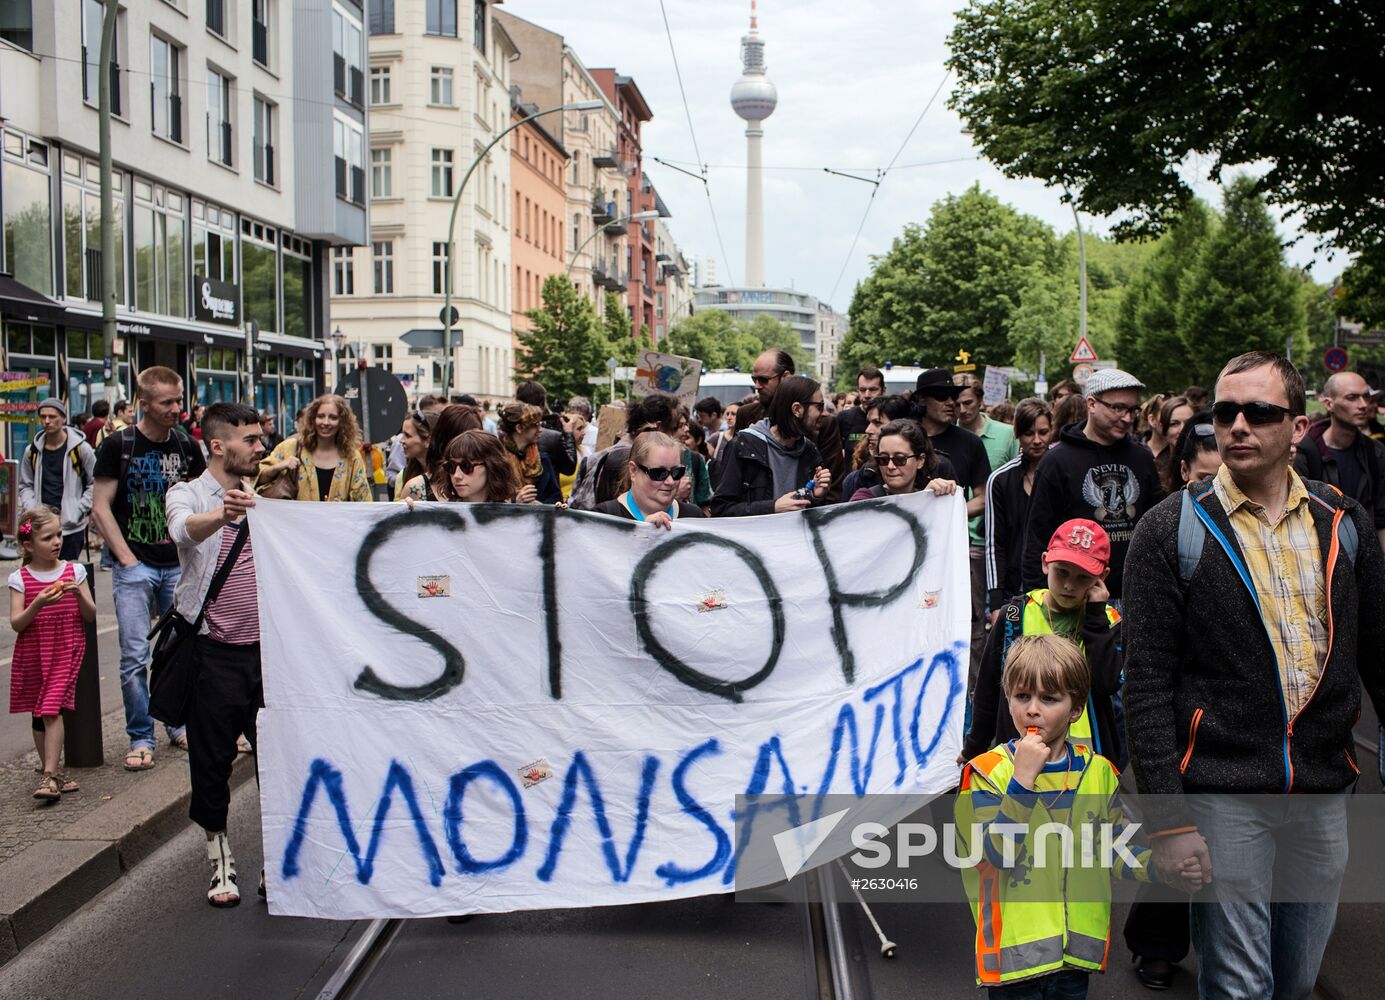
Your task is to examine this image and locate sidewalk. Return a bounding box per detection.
[0,555,252,965]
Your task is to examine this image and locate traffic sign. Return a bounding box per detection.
[1324,346,1349,372]
[439,304,460,327]
[1072,363,1096,386]
[1069,335,1099,364]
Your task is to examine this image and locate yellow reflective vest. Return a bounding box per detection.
[1016,591,1119,748]
[955,741,1150,987]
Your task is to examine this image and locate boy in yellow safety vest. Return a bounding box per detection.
[961,519,1123,766]
[956,634,1205,994]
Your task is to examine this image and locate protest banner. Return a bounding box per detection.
[633,350,701,408]
[594,404,626,454]
[252,490,969,919]
[981,367,1010,407]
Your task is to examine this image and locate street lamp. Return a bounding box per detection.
[330,324,346,388]
[441,98,605,398]
[566,209,661,280]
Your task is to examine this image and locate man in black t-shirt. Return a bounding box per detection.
[91,367,206,772]
[835,365,885,468]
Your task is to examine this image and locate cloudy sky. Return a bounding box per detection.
[504,0,1337,314]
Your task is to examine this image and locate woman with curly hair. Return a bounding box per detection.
[256,394,372,502]
[497,402,557,504]
[429,430,521,503]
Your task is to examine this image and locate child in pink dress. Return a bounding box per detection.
[9,507,97,801]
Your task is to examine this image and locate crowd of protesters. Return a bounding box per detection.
[10,348,1385,1000]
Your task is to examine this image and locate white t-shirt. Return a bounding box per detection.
[8,561,88,593]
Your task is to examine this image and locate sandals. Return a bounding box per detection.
[207,833,240,908]
[171,732,190,752]
[31,767,78,791]
[33,774,62,802]
[124,747,155,771]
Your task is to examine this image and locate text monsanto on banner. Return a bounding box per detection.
[250,491,970,919]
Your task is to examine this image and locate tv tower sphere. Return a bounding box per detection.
[730,5,777,122]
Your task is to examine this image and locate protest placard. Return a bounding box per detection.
[982,367,1010,407]
[633,350,701,408]
[251,491,969,918]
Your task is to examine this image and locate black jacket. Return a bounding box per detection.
[1123,479,1385,834]
[984,455,1034,613]
[538,427,578,477]
[1292,421,1385,530]
[735,399,844,502]
[961,593,1123,762]
[1020,422,1161,597]
[710,429,824,517]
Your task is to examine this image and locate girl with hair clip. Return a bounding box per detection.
[256,393,373,501]
[9,507,97,802]
[594,432,707,527]
[847,419,957,500]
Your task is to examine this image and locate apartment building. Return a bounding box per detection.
[509,88,569,350]
[0,0,366,451]
[653,217,691,340]
[493,9,628,323]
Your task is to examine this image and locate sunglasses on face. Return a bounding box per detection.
[877,453,920,468]
[750,372,785,386]
[636,463,686,482]
[1211,401,1294,426]
[444,460,478,476]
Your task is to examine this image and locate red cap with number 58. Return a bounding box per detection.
[1044,518,1110,577]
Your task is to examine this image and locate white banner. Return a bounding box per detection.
[252,491,969,918]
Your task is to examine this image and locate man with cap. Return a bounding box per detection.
[732,348,844,501]
[17,397,97,560]
[915,368,994,685]
[1020,368,1160,605]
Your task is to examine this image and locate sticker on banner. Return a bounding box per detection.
[919,590,941,609]
[417,575,450,598]
[517,758,553,788]
[698,588,729,613]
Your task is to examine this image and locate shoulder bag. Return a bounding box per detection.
[148,521,250,727]
[256,440,299,500]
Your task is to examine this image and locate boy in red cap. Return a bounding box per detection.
[961,518,1124,765]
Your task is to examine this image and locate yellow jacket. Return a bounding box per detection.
[256,437,373,502]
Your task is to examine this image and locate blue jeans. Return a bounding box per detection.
[1188,793,1347,1000]
[988,969,1089,999]
[113,560,185,749]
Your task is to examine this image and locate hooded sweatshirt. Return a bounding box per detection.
[1020,421,1161,597]
[742,419,808,498]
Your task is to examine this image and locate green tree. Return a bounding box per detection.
[1176,177,1305,385]
[514,274,607,404]
[1115,199,1215,392]
[839,185,1057,371]
[947,0,1383,295]
[744,314,809,373]
[1008,264,1075,381]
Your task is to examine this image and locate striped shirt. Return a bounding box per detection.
[1212,464,1327,718]
[204,522,259,645]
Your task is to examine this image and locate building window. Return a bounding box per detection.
[372,343,393,365]
[81,0,122,115]
[252,0,271,67]
[333,5,364,107]
[207,0,227,38]
[282,237,313,339]
[207,69,233,166]
[369,65,391,105]
[253,96,276,184]
[431,148,453,198]
[334,118,365,203]
[63,154,126,303]
[150,35,183,143]
[241,218,278,333]
[426,0,456,37]
[191,198,236,290]
[332,246,354,295]
[132,181,187,318]
[431,241,450,294]
[372,240,394,294]
[370,148,392,198]
[4,137,54,295]
[429,65,453,106]
[368,0,394,35]
[473,0,486,53]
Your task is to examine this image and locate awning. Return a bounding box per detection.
[62,309,245,348]
[0,274,68,327]
[256,332,326,358]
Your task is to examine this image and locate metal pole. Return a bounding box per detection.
[1068,198,1088,341]
[98,0,118,400]
[444,102,595,398]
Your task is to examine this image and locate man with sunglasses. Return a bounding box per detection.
[731,349,844,501]
[1292,370,1385,551]
[1123,351,1385,999]
[1021,368,1160,604]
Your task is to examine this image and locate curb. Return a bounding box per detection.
[0,752,254,966]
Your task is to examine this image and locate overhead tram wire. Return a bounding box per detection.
[657,0,737,287]
[826,69,952,307]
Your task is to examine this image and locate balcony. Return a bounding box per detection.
[592,146,618,168]
[209,117,233,166]
[602,270,627,292]
[252,19,269,66]
[151,86,183,143]
[255,142,275,185]
[643,284,655,299]
[591,196,614,225]
[591,258,608,281]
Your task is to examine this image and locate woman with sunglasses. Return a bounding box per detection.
[848,420,957,500]
[710,375,832,516]
[405,430,520,504]
[400,404,483,502]
[841,394,916,498]
[594,432,706,527]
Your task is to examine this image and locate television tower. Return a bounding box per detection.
[730,1,777,287]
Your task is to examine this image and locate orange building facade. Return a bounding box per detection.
[510,92,570,349]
